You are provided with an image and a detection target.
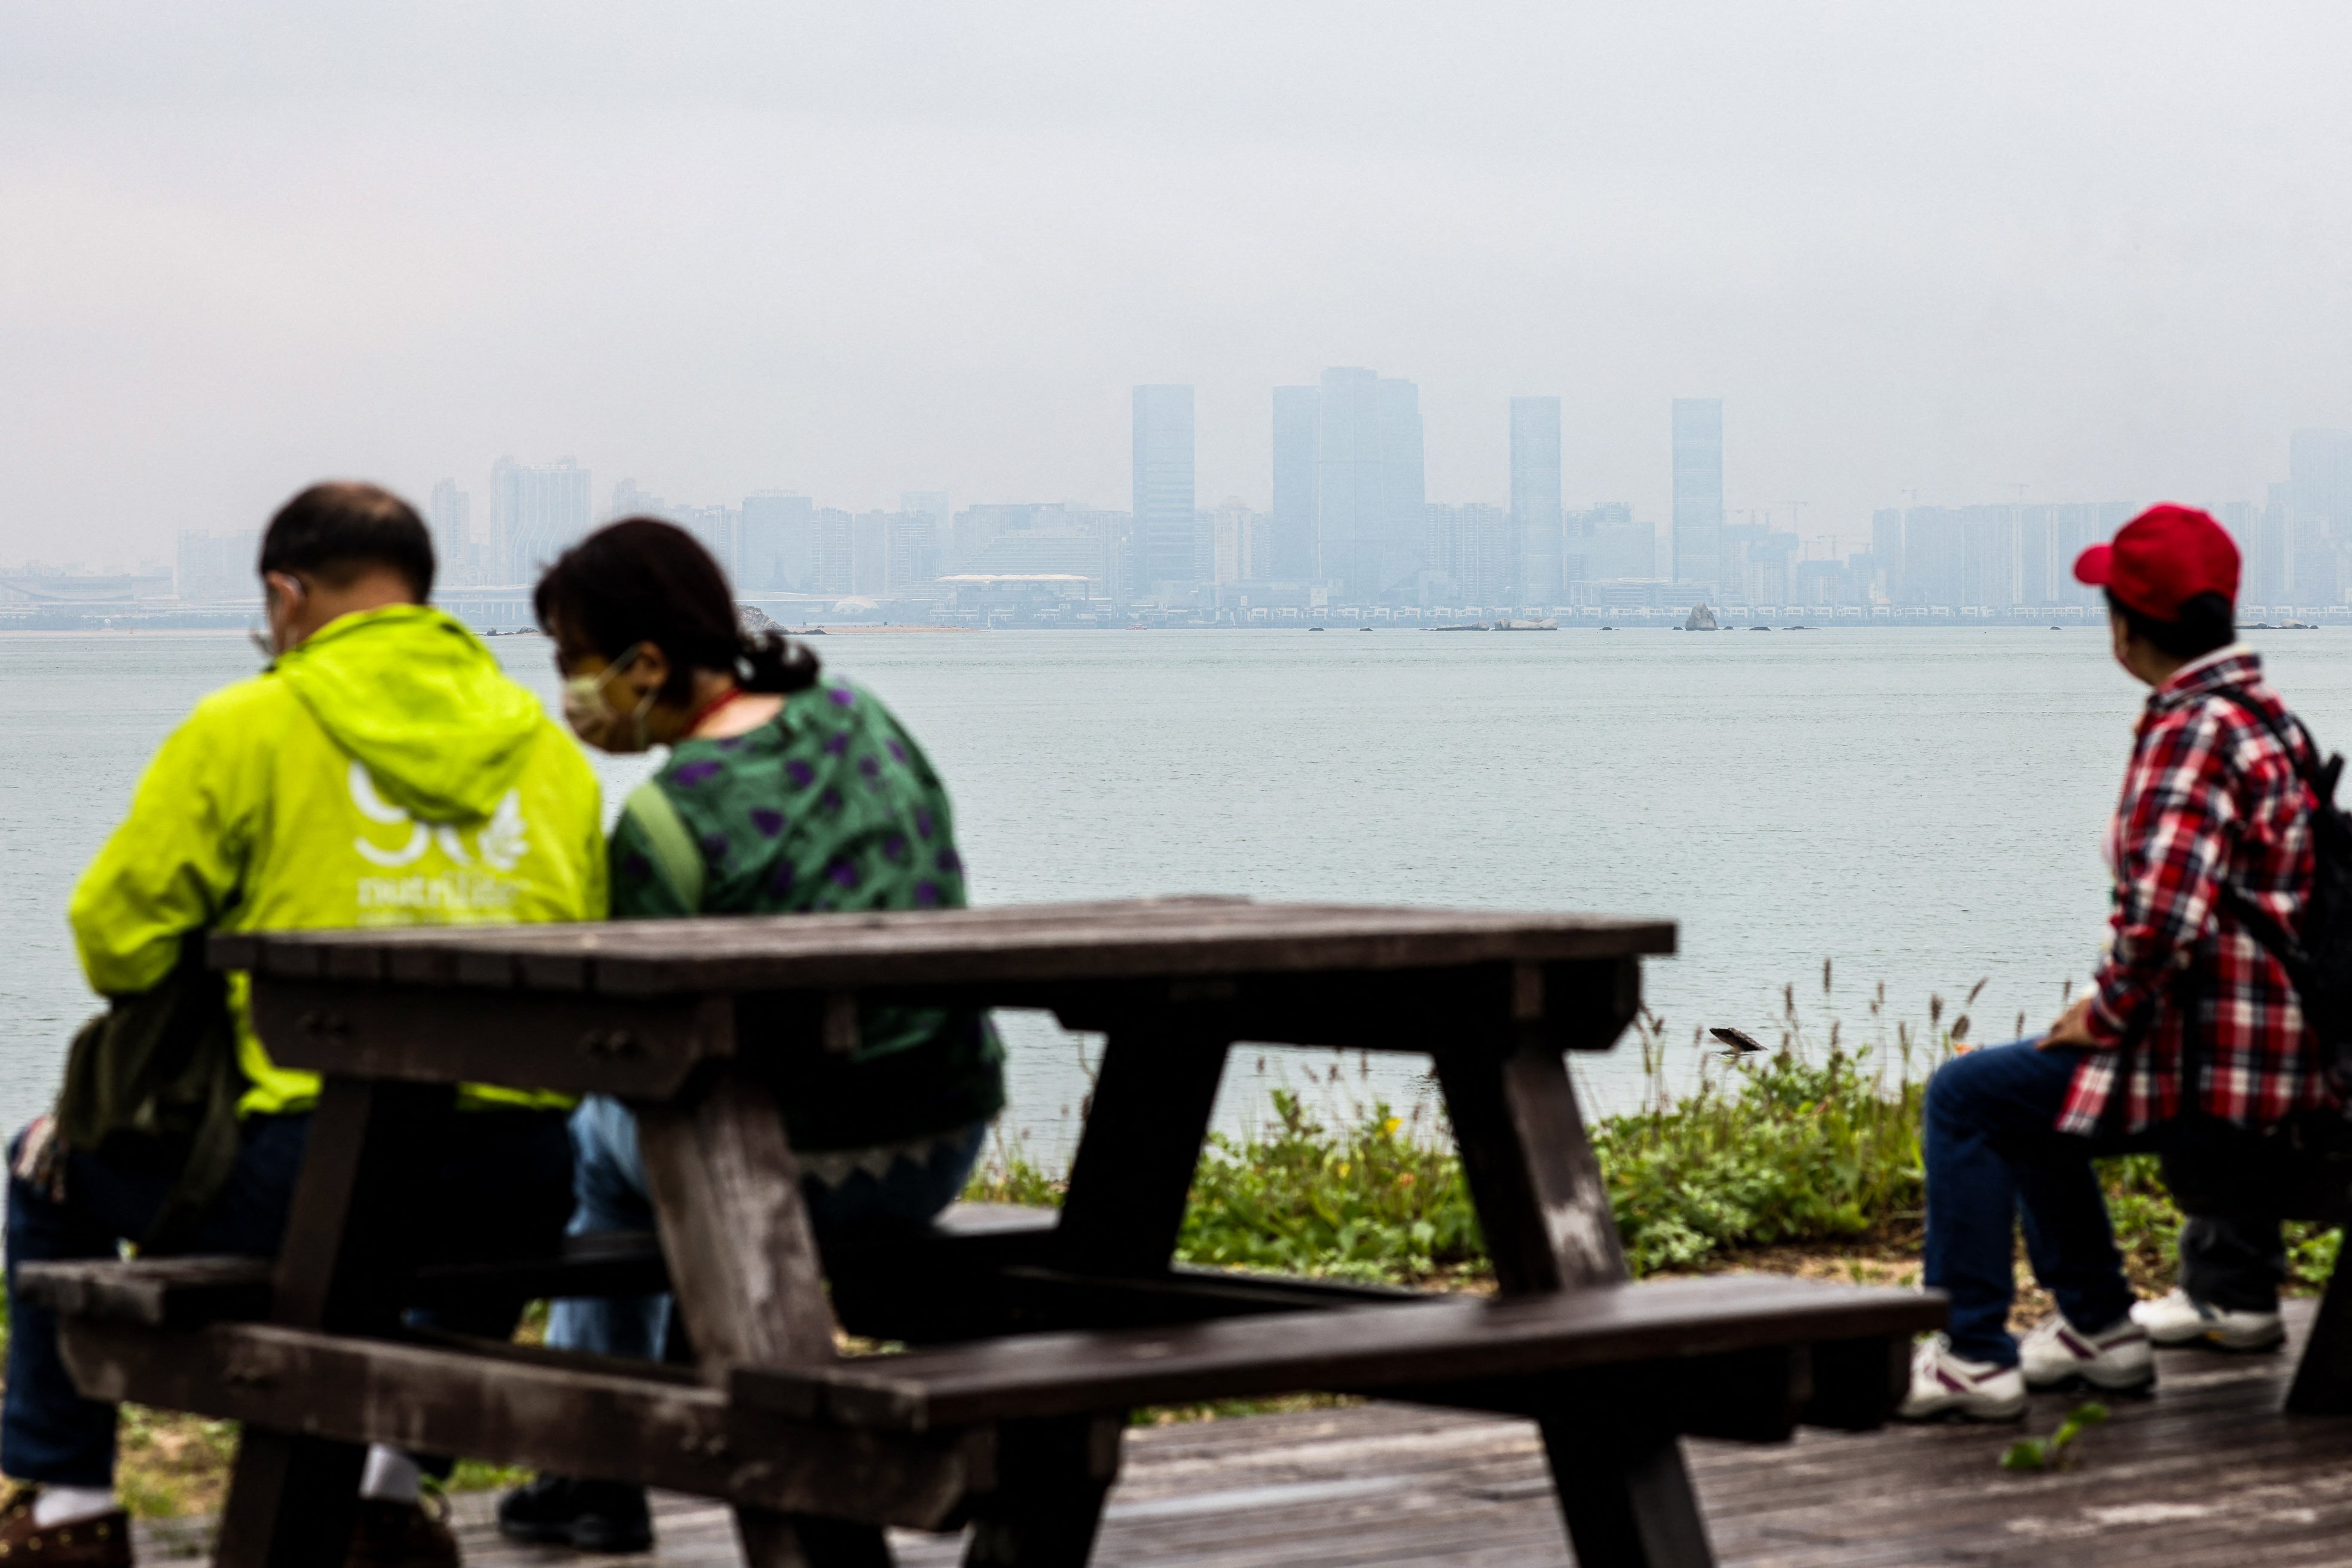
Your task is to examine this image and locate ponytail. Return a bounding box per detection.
[739,628,822,694]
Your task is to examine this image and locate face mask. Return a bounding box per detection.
[561,644,658,753]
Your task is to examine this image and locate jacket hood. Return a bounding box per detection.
[274,604,548,821]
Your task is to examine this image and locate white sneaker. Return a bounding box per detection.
[2019,1312,2156,1391]
[2131,1288,2286,1351]
[1897,1335,2029,1421]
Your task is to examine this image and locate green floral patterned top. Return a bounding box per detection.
[609,678,1003,1152]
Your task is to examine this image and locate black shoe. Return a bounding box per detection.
[496,1474,655,1554]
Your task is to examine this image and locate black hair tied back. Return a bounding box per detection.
[740,628,822,695]
[535,518,824,701]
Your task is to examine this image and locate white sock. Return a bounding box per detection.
[32,1485,117,1527]
[358,1444,422,1505]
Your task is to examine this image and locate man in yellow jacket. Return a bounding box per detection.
[1,484,604,1567]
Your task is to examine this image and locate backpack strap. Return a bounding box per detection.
[622,781,707,910]
[2203,687,2321,981]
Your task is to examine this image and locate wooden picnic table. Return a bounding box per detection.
[26,897,1943,1568]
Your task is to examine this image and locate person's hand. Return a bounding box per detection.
[2040,995,2099,1050]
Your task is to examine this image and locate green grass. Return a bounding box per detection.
[969,989,2344,1291]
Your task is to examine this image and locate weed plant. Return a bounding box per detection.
[968,970,2343,1289]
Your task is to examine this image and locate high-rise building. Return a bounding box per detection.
[1427,503,1510,606]
[427,481,472,587]
[1870,509,1904,601]
[1132,386,1197,591]
[2256,484,2292,606]
[1315,369,1384,600]
[1670,400,1724,592]
[900,491,951,556]
[1314,368,1426,602]
[1573,505,1651,583]
[2290,429,2352,602]
[810,508,856,595]
[885,509,943,594]
[1271,387,1319,579]
[175,529,261,602]
[668,504,739,580]
[1377,378,1426,594]
[739,493,814,591]
[490,457,590,583]
[1509,397,1563,604]
[1202,499,1270,584]
[606,478,665,524]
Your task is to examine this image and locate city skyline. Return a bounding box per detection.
[14,8,2352,569]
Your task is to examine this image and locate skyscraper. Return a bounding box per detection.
[427,480,471,587]
[1311,368,1426,601]
[1131,385,1197,590]
[1271,386,1320,579]
[1376,379,1426,594]
[1510,397,1563,604]
[1670,400,1724,592]
[900,491,951,554]
[740,493,814,591]
[489,457,590,583]
[2290,429,2352,602]
[1315,368,1384,600]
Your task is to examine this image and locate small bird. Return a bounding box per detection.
[1709,1026,1766,1057]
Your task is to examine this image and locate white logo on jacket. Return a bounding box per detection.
[347,760,531,876]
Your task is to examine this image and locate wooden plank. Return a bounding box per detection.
[54,1319,986,1529]
[246,980,732,1098]
[25,1207,1067,1341]
[210,902,1678,998]
[731,1278,1943,1432]
[18,1257,271,1328]
[637,1065,884,1566]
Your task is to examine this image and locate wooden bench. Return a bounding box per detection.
[23,900,1948,1567]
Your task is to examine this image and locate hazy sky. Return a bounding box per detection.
[8,2,2352,565]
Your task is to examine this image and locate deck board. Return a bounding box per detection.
[135,1300,2352,1566]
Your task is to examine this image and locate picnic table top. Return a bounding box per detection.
[209,897,1676,997]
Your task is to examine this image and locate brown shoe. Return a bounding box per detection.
[0,1486,133,1565]
[345,1497,459,1568]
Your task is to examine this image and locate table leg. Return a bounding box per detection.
[1054,1026,1229,1276]
[214,1076,454,1568]
[2287,1248,2352,1413]
[977,1025,1223,1563]
[636,1064,891,1568]
[963,1415,1123,1568]
[1436,1038,1717,1568]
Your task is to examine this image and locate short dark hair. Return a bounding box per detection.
[533,518,820,702]
[2106,587,2234,660]
[259,483,435,599]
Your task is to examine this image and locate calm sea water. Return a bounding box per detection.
[10,625,2352,1162]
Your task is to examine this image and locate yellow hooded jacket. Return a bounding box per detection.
[68,604,606,1115]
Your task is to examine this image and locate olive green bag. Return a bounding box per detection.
[51,937,246,1251]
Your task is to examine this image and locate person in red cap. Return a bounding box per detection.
[1901,503,2327,1419]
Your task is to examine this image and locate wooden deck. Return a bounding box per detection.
[137,1299,2352,1567]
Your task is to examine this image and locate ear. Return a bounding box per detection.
[627,643,673,697]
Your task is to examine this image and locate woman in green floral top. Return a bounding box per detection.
[500,518,1003,1552]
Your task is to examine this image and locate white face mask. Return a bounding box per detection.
[560,643,657,753]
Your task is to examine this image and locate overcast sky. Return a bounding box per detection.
[7,2,2352,565]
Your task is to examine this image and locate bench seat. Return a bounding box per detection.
[734,1274,1944,1432]
[15,1202,1062,1331]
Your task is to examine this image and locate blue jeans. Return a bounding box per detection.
[1922,1040,2195,1365]
[546,1096,989,1359]
[2,1110,573,1487]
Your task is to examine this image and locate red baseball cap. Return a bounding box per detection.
[2073,503,2239,620]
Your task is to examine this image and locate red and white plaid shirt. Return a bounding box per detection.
[2058,646,2336,1135]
